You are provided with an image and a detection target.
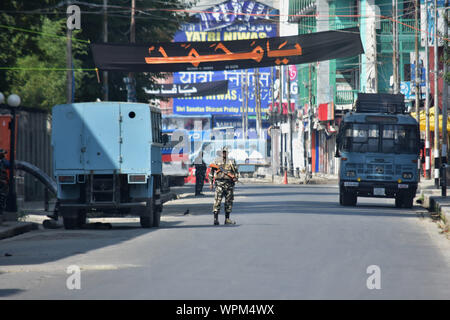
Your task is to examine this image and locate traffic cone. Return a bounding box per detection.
[283,170,288,184]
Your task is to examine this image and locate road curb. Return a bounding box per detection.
[239,176,338,185]
[427,196,450,225]
[0,222,39,240]
[418,184,450,227]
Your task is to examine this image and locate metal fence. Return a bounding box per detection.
[0,106,52,201]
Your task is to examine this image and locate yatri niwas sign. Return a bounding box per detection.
[91,27,364,73]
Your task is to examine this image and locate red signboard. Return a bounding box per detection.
[0,115,17,161]
[318,102,334,121]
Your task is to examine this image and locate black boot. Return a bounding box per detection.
[224,213,235,225]
[213,212,219,225]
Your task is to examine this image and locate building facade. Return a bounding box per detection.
[287,0,425,175]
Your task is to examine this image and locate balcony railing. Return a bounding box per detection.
[289,0,315,17]
[379,18,416,35]
[332,18,359,30]
[335,90,358,106]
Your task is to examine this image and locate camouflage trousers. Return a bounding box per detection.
[213,180,234,214]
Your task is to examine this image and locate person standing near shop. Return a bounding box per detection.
[194,152,207,196]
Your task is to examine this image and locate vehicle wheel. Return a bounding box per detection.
[77,210,87,227]
[395,195,403,208]
[402,195,414,209]
[177,177,185,186]
[349,194,357,206]
[61,207,81,229]
[139,200,154,228]
[342,191,357,206]
[63,216,78,230]
[153,207,161,227]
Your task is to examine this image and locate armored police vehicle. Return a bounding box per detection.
[52,102,163,229]
[336,93,420,208]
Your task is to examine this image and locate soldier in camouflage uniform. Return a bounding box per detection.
[209,147,238,225]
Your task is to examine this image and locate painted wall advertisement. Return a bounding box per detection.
[420,0,445,47]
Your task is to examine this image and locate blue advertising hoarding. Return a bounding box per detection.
[172,20,278,115]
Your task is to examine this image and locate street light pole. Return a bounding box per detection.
[4,94,20,213]
[442,0,448,166]
[7,107,17,212]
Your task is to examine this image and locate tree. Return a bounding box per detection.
[6,18,87,110]
[0,0,60,96]
[75,0,195,103]
[1,0,194,108]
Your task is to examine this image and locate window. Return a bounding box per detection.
[340,123,418,154]
[382,125,417,154]
[351,124,379,153]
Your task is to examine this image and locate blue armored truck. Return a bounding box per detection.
[336,93,420,208]
[52,102,164,229]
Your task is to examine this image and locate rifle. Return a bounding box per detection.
[209,163,238,183]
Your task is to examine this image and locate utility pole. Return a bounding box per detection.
[254,68,262,139]
[270,66,275,182]
[308,63,312,179]
[434,0,440,188]
[241,70,245,138]
[103,0,108,101]
[254,68,259,138]
[66,4,73,103]
[286,66,293,176]
[279,66,284,174]
[415,0,420,122]
[415,0,421,174]
[443,0,448,166]
[392,0,400,94]
[245,69,249,140]
[425,0,431,179]
[127,0,136,102]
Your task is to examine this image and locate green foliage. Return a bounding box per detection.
[74,0,195,103]
[1,0,194,109]
[0,0,59,96]
[6,18,87,110]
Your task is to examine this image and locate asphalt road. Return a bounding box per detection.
[1,183,450,299]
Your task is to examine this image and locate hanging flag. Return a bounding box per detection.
[91,27,364,73]
[144,80,228,98]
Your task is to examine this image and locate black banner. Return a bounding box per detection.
[144,80,228,98]
[91,27,364,72]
